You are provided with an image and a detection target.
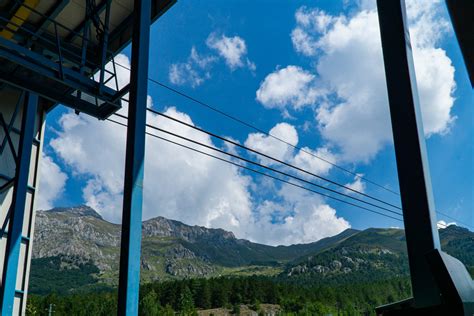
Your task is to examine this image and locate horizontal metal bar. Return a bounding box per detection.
[0,173,11,181]
[0,37,117,95]
[0,174,35,192]
[0,179,14,194]
[0,15,99,69]
[1,229,31,243]
[14,290,24,296]
[9,127,41,145]
[0,72,120,119]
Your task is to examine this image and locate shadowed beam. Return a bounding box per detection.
[376,0,441,309]
[0,92,38,315]
[117,0,151,315]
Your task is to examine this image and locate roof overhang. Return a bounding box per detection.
[0,0,176,118]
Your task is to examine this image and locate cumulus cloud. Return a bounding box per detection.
[169,47,216,88]
[258,1,456,163]
[292,146,336,177]
[169,33,255,88]
[244,123,298,163]
[255,66,321,110]
[51,105,255,231]
[244,122,336,179]
[291,7,340,56]
[48,54,349,245]
[250,184,350,245]
[437,220,456,229]
[206,33,255,71]
[315,2,455,162]
[36,153,68,210]
[344,174,366,195]
[51,107,348,245]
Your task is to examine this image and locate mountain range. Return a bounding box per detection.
[29,205,474,295]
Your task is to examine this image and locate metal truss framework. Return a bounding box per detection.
[0,90,43,315]
[0,0,165,314]
[0,0,126,119]
[376,1,474,315]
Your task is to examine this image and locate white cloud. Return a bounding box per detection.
[244,123,298,163]
[36,153,68,210]
[255,66,321,110]
[291,28,319,57]
[249,184,350,245]
[292,146,336,177]
[291,7,340,56]
[48,54,349,246]
[344,174,366,195]
[50,105,254,232]
[51,106,349,245]
[437,220,456,229]
[274,1,457,163]
[206,33,255,71]
[244,122,336,178]
[169,33,255,87]
[169,47,215,88]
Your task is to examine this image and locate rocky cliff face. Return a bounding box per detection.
[33,206,121,271]
[142,216,236,242]
[33,206,226,279]
[33,205,347,280]
[32,206,474,287]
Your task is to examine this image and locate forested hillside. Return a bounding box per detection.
[27,206,473,315]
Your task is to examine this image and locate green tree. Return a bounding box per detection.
[195,280,212,309]
[139,289,162,316]
[178,285,195,315]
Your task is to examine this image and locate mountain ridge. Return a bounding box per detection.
[30,206,473,294]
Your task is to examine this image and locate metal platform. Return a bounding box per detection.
[0,0,174,119]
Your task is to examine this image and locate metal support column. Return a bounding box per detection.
[377,1,474,314]
[0,92,37,315]
[377,0,441,307]
[117,0,151,315]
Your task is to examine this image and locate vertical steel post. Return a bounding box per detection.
[377,0,441,308]
[0,92,38,315]
[117,0,151,315]
[98,0,111,95]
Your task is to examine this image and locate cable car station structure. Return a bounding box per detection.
[0,0,472,315]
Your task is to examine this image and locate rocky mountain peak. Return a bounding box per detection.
[142,216,236,242]
[47,205,103,220]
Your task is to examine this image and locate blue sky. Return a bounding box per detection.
[39,0,473,245]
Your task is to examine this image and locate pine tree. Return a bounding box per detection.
[178,285,195,315]
[139,289,162,316]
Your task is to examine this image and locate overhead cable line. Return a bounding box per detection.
[111,113,403,217]
[106,117,404,223]
[108,116,472,230]
[143,107,402,210]
[112,110,473,231]
[114,62,400,196]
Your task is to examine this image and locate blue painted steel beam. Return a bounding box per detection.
[117,0,151,315]
[0,92,38,315]
[0,68,118,120]
[0,36,118,96]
